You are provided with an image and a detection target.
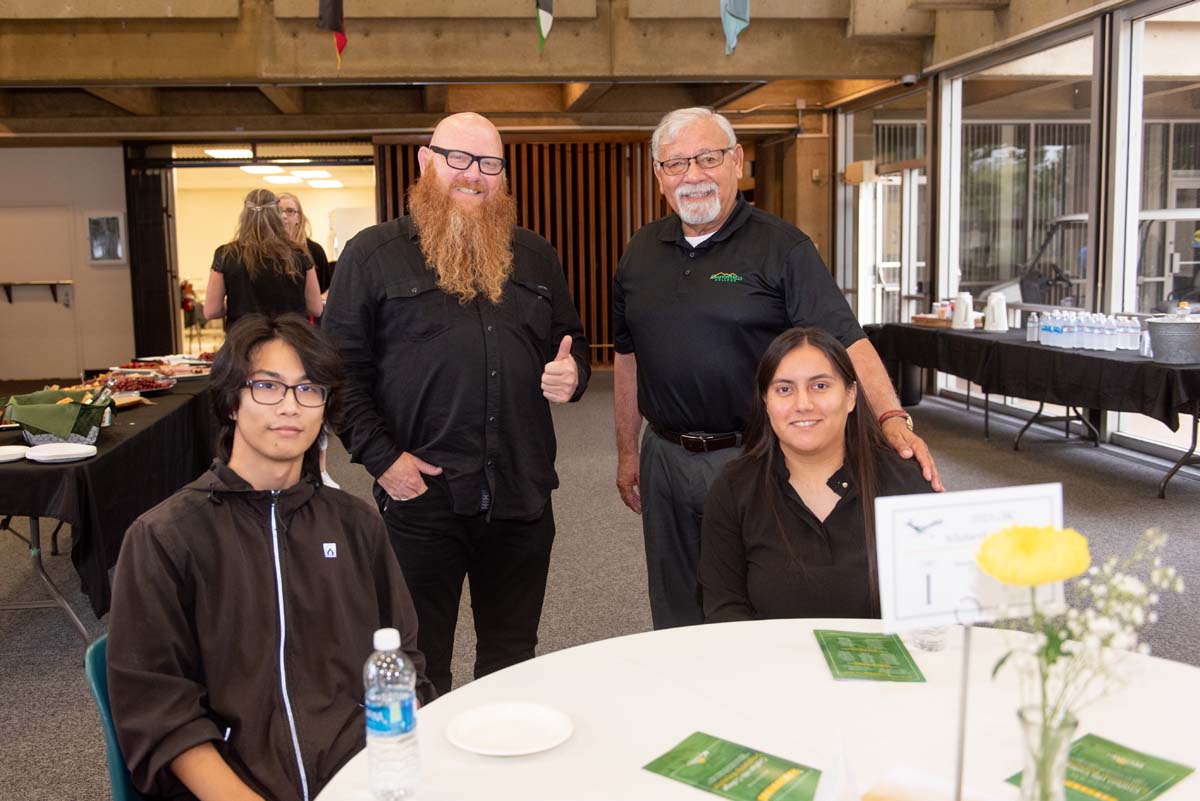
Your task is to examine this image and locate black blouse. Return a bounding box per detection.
[699,446,934,623]
[212,245,312,328]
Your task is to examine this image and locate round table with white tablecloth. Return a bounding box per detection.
[315,619,1200,801]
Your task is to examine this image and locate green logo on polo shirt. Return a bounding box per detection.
[709,272,744,283]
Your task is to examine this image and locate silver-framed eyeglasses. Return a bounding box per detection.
[243,379,330,407]
[429,145,507,176]
[655,147,735,176]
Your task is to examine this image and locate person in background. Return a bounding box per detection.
[107,313,434,801]
[699,328,934,623]
[278,191,334,296]
[204,188,324,328]
[277,190,340,487]
[322,112,591,696]
[612,107,940,631]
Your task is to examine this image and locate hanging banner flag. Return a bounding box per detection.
[537,0,554,51]
[721,0,749,56]
[318,0,347,67]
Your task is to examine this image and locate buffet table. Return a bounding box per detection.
[0,381,213,637]
[868,324,1200,497]
[316,619,1200,801]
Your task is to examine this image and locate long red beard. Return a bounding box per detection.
[408,167,518,305]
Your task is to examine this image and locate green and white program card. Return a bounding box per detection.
[1007,734,1194,801]
[813,629,926,682]
[644,731,821,801]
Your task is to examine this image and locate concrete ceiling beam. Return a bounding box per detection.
[848,0,934,38]
[258,85,305,114]
[274,0,597,19]
[84,87,161,116]
[690,82,768,109]
[627,0,849,19]
[562,82,614,112]
[422,86,449,113]
[908,0,1006,9]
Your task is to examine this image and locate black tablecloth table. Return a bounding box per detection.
[0,381,213,633]
[869,324,1200,496]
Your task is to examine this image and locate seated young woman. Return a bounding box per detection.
[699,327,935,623]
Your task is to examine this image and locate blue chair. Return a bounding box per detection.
[85,633,146,801]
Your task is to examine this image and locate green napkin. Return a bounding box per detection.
[5,390,112,440]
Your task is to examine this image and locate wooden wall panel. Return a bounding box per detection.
[375,137,665,366]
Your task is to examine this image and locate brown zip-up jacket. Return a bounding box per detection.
[107,461,435,801]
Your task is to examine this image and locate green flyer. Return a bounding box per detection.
[812,629,925,682]
[1007,734,1194,801]
[644,731,821,801]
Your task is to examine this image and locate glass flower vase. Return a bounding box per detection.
[1017,706,1078,801]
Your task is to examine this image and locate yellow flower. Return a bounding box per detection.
[976,525,1091,586]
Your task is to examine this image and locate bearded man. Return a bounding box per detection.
[322,112,590,694]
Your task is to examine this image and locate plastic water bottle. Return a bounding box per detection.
[1103,315,1118,351]
[1063,313,1077,349]
[1026,312,1039,343]
[1175,301,1192,320]
[365,628,419,800]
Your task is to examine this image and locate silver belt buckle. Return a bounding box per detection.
[679,433,709,453]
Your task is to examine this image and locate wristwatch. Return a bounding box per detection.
[878,409,913,432]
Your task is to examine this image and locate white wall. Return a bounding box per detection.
[174,186,377,292]
[0,147,133,380]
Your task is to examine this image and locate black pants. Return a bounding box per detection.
[377,479,555,696]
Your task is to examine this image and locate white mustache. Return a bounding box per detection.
[674,181,719,203]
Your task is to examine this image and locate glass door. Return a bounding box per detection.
[870,167,928,323]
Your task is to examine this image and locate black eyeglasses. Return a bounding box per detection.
[429,145,507,176]
[243,379,330,407]
[655,147,736,176]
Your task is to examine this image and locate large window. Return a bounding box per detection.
[1113,0,1200,452]
[946,36,1096,310]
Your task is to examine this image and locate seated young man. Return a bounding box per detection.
[107,313,435,801]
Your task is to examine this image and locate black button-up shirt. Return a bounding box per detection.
[612,195,866,434]
[322,217,590,520]
[699,447,933,622]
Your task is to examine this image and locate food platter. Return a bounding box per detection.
[112,375,177,395]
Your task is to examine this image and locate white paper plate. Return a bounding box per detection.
[25,443,98,463]
[0,445,29,463]
[445,702,573,757]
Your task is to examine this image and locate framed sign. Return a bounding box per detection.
[875,483,1065,630]
[86,212,127,264]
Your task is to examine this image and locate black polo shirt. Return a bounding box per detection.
[321,216,591,520]
[612,195,865,434]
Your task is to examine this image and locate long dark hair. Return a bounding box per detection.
[209,313,343,479]
[738,327,891,614]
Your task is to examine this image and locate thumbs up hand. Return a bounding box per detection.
[541,334,579,404]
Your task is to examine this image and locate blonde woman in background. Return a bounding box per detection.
[204,188,323,327]
[277,191,334,296]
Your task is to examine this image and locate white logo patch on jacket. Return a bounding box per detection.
[323,543,337,558]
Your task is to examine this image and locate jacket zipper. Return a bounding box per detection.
[271,491,310,801]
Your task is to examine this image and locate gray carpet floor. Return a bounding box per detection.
[1,372,1198,800]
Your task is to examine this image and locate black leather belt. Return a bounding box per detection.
[652,426,742,453]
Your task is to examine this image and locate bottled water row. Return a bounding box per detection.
[1025,310,1141,351]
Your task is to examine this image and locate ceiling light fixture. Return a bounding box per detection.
[291,170,332,179]
[264,175,304,184]
[308,179,344,188]
[272,158,313,164]
[204,148,254,159]
[240,165,285,175]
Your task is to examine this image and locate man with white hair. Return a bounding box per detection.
[613,106,940,629]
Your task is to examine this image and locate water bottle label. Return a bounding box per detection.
[366,696,415,735]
